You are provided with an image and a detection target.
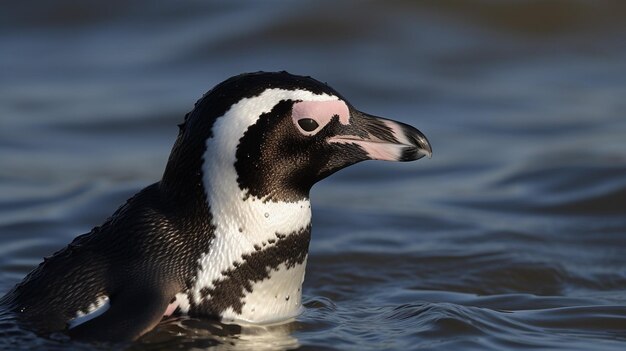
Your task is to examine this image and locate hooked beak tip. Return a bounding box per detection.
[415,134,433,159]
[418,148,433,160]
[401,124,432,161]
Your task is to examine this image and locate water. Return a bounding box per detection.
[1,1,626,350]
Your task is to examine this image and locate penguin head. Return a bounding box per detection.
[163,71,431,203]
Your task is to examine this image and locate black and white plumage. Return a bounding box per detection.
[0,71,432,341]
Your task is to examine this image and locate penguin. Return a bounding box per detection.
[0,71,432,342]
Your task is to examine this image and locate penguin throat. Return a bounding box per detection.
[186,225,311,323]
[187,192,312,322]
[196,142,312,321]
[186,88,338,319]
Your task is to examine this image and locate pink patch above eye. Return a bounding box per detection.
[292,100,350,134]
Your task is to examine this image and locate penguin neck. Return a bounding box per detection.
[208,183,312,245]
[202,134,313,244]
[188,164,312,323]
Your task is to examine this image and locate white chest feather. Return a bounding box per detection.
[221,259,308,324]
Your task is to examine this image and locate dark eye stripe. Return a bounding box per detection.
[297,118,319,132]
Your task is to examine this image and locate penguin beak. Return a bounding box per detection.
[328,110,432,162]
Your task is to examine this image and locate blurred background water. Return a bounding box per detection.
[1,0,626,350]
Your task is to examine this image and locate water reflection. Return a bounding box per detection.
[138,317,300,351]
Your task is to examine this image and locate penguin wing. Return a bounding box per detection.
[68,286,172,342]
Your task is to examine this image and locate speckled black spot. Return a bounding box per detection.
[200,287,211,299]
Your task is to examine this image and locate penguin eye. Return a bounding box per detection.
[297,118,319,132]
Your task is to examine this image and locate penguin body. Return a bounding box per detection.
[0,72,431,341]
